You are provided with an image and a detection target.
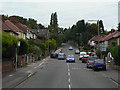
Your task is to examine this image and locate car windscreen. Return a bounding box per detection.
[95,60,104,63]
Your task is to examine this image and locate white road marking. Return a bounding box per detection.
[109,78,119,86]
[102,73,119,86]
[26,70,31,73]
[39,61,44,66]
[68,69,70,72]
[8,74,13,77]
[69,84,71,90]
[68,72,70,76]
[68,78,70,83]
[27,73,32,77]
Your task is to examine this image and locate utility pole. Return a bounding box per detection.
[88,20,101,58]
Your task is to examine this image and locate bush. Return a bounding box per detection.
[110,45,120,65]
[45,38,57,51]
[2,32,18,58]
[18,38,29,55]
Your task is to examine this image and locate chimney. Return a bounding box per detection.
[2,15,5,22]
[9,16,15,22]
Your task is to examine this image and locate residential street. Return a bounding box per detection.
[10,43,119,89]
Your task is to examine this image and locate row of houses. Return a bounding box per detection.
[1,15,49,73]
[1,15,49,40]
[88,30,120,50]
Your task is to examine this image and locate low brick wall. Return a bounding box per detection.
[110,61,120,70]
[2,60,14,74]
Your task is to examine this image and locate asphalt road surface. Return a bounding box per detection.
[16,44,119,89]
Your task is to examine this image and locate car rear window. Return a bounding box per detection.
[68,55,74,58]
[95,60,104,63]
[89,57,97,61]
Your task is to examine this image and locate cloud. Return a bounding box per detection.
[1,2,118,30]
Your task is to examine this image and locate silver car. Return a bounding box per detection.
[87,56,97,68]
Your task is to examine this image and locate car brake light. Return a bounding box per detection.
[104,64,106,66]
[93,65,96,67]
[87,60,89,63]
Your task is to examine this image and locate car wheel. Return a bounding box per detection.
[104,68,106,71]
[87,66,89,68]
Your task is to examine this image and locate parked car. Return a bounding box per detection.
[79,52,87,60]
[75,50,80,54]
[87,56,97,68]
[69,46,73,50]
[92,59,106,71]
[82,55,89,63]
[58,48,62,53]
[50,50,60,58]
[66,55,75,63]
[58,53,66,60]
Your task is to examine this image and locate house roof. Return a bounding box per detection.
[15,23,28,33]
[90,35,104,42]
[9,16,28,33]
[5,20,21,32]
[0,20,19,35]
[0,20,11,30]
[90,30,120,42]
[100,30,119,41]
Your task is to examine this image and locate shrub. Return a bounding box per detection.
[110,45,120,65]
[2,32,18,58]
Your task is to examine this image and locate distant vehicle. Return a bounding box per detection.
[75,50,80,54]
[82,55,89,63]
[58,48,62,53]
[87,56,97,68]
[50,50,60,58]
[66,55,75,63]
[92,59,106,71]
[69,46,73,50]
[79,52,87,60]
[58,53,66,60]
[88,52,95,56]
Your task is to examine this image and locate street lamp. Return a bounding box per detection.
[88,20,101,58]
[16,41,20,71]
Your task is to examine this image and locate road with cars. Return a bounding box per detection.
[16,43,119,89]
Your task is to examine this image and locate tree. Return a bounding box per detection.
[98,20,104,33]
[49,12,58,32]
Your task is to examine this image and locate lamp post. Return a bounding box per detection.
[16,41,20,71]
[88,20,101,58]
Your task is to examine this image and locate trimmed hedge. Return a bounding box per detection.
[110,45,120,65]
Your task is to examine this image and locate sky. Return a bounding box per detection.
[0,0,119,31]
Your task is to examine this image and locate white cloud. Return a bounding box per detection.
[1,2,118,30]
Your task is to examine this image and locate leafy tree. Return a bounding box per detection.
[49,12,58,32]
[45,39,57,51]
[97,20,104,34]
[18,38,29,55]
[2,32,18,58]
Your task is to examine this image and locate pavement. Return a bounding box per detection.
[2,57,50,89]
[2,43,120,89]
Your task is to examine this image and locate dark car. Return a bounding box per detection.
[87,56,97,68]
[50,50,60,58]
[92,59,106,71]
[66,55,75,63]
